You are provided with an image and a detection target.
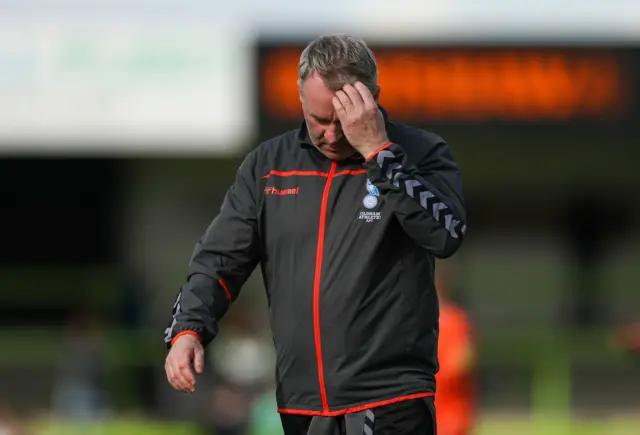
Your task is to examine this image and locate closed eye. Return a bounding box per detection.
[312,115,333,124]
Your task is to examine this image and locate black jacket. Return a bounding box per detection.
[164,110,467,416]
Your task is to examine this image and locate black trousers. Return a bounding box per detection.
[280,397,437,435]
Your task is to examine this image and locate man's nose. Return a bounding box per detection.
[324,124,342,143]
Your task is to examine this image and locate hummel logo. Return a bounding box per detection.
[265,186,299,196]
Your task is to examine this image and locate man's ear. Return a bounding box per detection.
[373,84,381,103]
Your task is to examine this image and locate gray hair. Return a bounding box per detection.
[298,34,378,95]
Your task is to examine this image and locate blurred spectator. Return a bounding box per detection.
[50,310,108,421]
[435,262,476,435]
[616,322,640,360]
[0,404,26,435]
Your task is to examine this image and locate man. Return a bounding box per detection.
[164,34,466,435]
[434,264,476,435]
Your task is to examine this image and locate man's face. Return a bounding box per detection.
[299,72,364,161]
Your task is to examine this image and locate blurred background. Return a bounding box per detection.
[1,1,639,434]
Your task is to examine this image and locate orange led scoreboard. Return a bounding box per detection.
[255,42,638,137]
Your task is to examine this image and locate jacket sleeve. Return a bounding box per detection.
[364,140,466,258]
[164,151,261,348]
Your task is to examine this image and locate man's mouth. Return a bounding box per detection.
[325,141,345,149]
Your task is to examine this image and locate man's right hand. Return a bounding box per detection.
[165,333,205,393]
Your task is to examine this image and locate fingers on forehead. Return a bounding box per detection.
[335,90,351,105]
[354,82,375,104]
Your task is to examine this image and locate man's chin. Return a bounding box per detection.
[323,149,351,161]
[317,144,356,161]
[324,149,344,160]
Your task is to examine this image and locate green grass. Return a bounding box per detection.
[477,416,640,435]
[28,416,640,435]
[31,420,203,435]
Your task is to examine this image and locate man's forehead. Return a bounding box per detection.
[302,97,336,118]
[301,82,336,117]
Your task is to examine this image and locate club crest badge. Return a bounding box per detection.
[363,179,380,210]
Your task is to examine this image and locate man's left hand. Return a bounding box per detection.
[333,82,389,160]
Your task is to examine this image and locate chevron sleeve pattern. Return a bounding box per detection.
[364,141,466,258]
